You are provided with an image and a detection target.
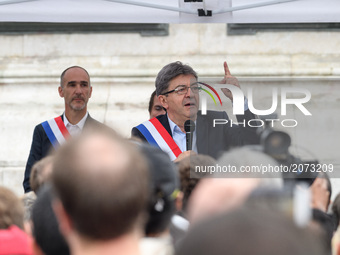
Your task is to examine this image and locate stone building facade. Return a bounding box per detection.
[0,23,339,196]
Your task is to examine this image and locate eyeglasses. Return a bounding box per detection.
[161,84,201,96]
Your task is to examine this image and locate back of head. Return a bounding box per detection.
[20,191,36,223]
[52,129,149,240]
[176,206,326,255]
[311,208,334,253]
[332,192,340,228]
[139,144,179,236]
[148,90,157,114]
[177,154,216,213]
[0,186,24,230]
[32,184,69,255]
[155,61,197,96]
[30,155,54,194]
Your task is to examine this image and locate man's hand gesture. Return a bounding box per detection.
[220,61,241,102]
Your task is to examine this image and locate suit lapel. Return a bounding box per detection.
[84,114,92,126]
[157,114,172,137]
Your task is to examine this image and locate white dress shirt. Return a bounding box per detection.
[167,116,198,153]
[63,112,88,137]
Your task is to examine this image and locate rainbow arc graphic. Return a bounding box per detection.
[198,82,223,106]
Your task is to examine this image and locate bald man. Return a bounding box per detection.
[23,66,103,192]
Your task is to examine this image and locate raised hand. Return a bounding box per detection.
[220,61,241,102]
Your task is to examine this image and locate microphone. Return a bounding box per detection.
[184,120,195,151]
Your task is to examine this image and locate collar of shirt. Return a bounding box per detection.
[63,112,88,131]
[167,115,197,153]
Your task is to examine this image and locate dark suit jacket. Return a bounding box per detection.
[131,110,260,160]
[23,114,102,193]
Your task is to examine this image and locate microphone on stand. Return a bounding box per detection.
[184,120,196,151]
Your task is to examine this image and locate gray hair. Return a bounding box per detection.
[155,61,198,96]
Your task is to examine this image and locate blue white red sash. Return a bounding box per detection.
[136,118,182,161]
[41,116,70,149]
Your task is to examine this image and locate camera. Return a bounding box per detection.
[256,113,319,186]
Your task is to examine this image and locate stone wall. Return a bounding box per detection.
[0,23,339,197]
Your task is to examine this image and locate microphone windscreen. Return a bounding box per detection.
[184,120,196,133]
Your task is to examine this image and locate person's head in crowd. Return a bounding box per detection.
[139,144,179,236]
[187,147,283,224]
[23,155,53,235]
[177,154,216,215]
[176,206,326,255]
[310,208,334,254]
[0,186,32,255]
[332,231,340,255]
[30,155,54,194]
[332,194,340,255]
[20,191,36,235]
[51,128,149,254]
[0,186,24,230]
[148,90,166,119]
[156,61,199,125]
[332,193,340,229]
[31,184,69,255]
[332,193,340,255]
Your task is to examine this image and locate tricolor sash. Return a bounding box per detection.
[136,118,182,161]
[41,116,70,149]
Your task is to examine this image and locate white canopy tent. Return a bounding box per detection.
[0,0,339,23]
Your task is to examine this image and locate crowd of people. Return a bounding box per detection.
[0,62,338,255]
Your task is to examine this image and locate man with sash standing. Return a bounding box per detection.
[131,61,260,161]
[23,66,102,192]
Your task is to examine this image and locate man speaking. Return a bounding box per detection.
[132,61,259,161]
